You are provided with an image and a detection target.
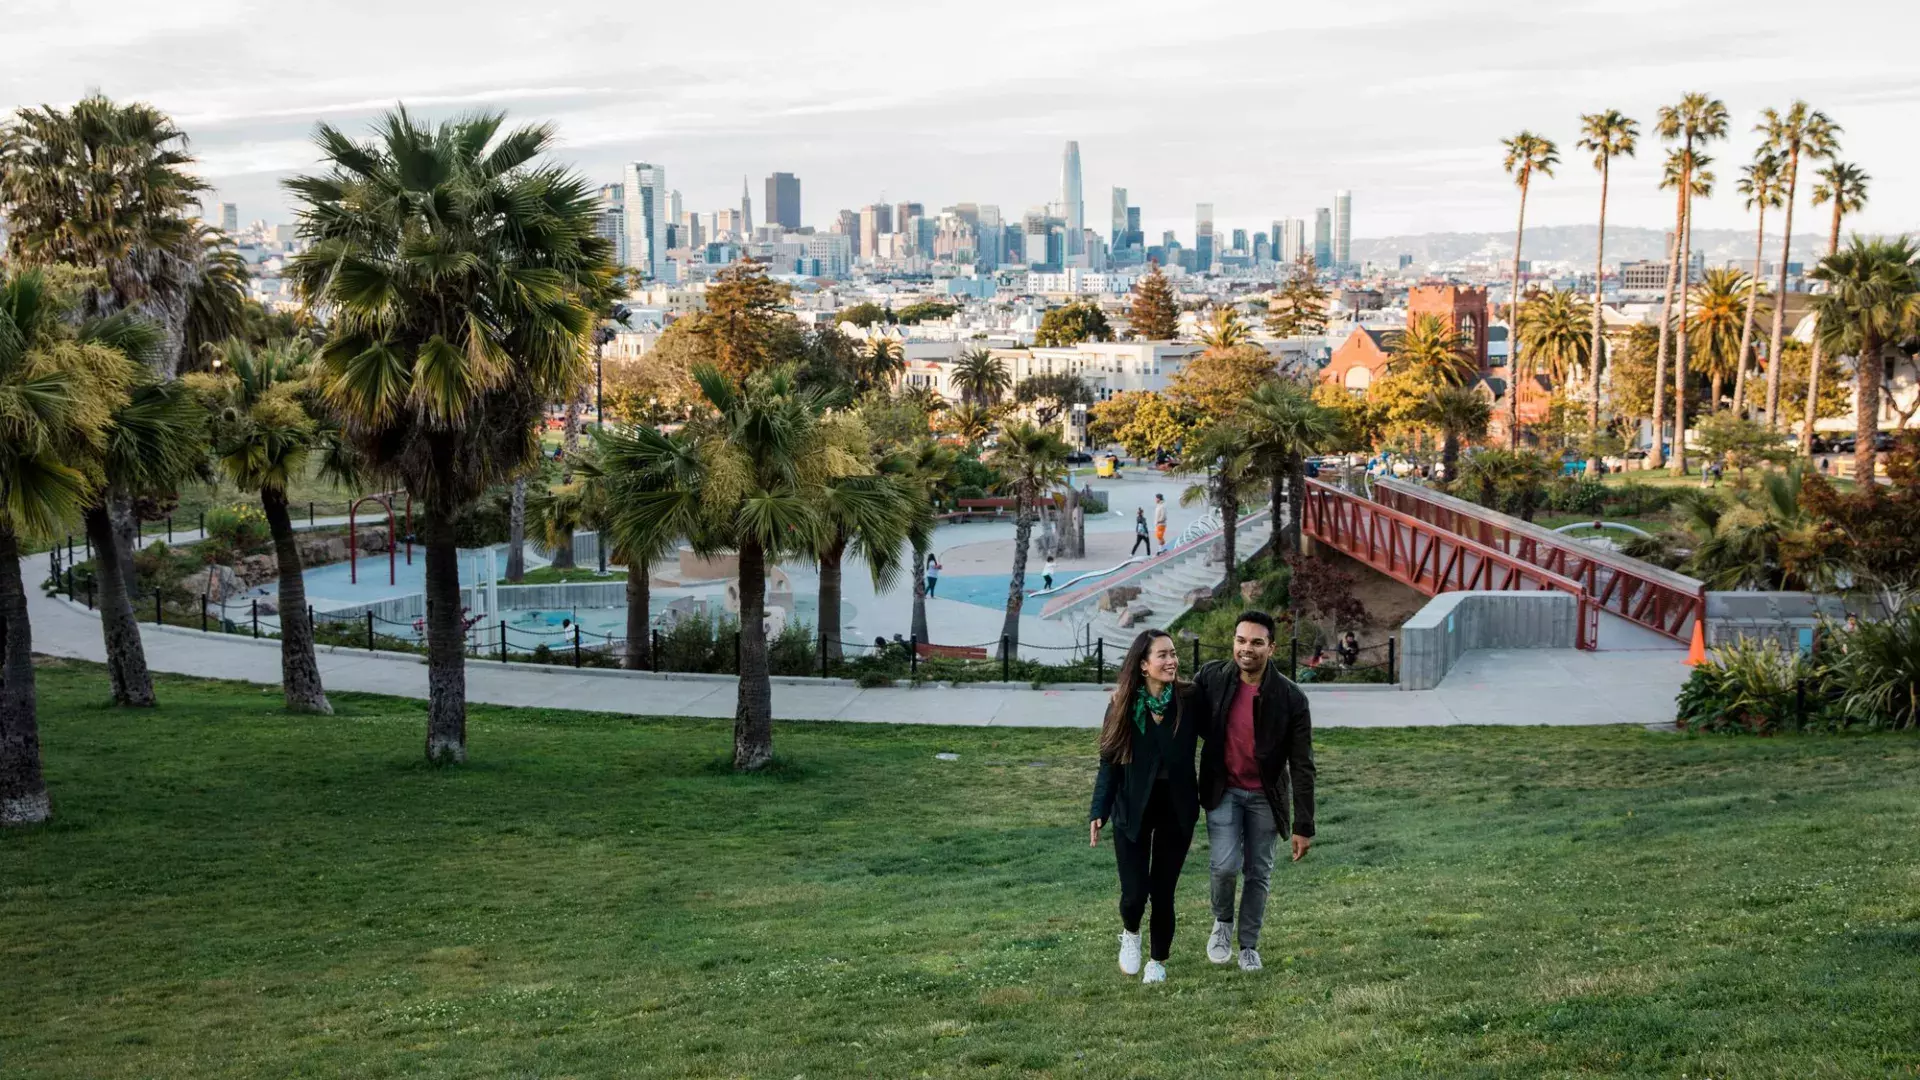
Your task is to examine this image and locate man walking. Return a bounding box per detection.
[1191,610,1316,971]
[1152,494,1168,553]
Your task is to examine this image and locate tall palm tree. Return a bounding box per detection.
[1658,92,1730,476]
[952,347,1010,407]
[1803,161,1871,452]
[1181,423,1256,580]
[284,107,614,764]
[1759,102,1841,429]
[1391,315,1476,388]
[1501,131,1559,448]
[860,337,905,394]
[1418,386,1493,481]
[0,269,128,826]
[1577,109,1638,475]
[815,422,913,662]
[190,339,347,714]
[1515,289,1594,388]
[1810,237,1920,485]
[899,438,958,645]
[1688,268,1751,411]
[528,479,587,571]
[1238,378,1336,555]
[1733,151,1785,417]
[986,422,1069,658]
[579,424,705,672]
[1651,147,1715,470]
[1198,308,1252,352]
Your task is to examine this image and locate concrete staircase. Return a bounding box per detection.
[1060,512,1276,649]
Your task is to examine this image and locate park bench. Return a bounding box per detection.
[955,497,1020,520]
[916,642,990,661]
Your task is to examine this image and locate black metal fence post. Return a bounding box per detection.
[1387,637,1397,684]
[153,589,162,626]
[1795,676,1805,728]
[1192,637,1200,672]
[252,599,259,638]
[367,611,375,651]
[64,568,73,600]
[1290,637,1299,675]
[200,595,208,632]
[83,532,91,559]
[818,631,827,678]
[1096,637,1105,683]
[309,502,315,527]
[198,511,205,537]
[85,579,93,610]
[573,629,582,667]
[166,516,173,543]
[67,535,74,565]
[308,606,314,635]
[1002,636,1011,681]
[651,629,660,673]
[500,621,508,662]
[909,634,919,677]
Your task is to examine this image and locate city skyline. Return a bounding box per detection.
[8,0,1916,241]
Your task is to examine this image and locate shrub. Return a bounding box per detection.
[1676,637,1829,733]
[204,504,270,552]
[1546,476,1607,515]
[1607,482,1677,517]
[768,620,817,677]
[656,611,742,674]
[1827,609,1920,731]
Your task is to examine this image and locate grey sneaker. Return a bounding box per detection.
[1238,947,1263,971]
[1207,920,1233,964]
[1142,959,1167,984]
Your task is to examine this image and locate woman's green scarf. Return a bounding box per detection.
[1131,683,1174,734]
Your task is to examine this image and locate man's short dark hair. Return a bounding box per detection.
[1233,610,1277,642]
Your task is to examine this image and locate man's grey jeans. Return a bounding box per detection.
[1207,787,1280,949]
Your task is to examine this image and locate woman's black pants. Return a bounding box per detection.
[1113,780,1194,962]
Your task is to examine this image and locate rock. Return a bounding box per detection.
[1183,586,1215,610]
[235,554,280,587]
[1240,580,1263,604]
[1099,585,1143,612]
[355,526,390,553]
[180,564,245,604]
[1119,603,1154,629]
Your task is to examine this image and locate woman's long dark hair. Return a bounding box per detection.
[1099,629,1174,764]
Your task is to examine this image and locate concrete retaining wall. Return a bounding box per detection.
[1398,591,1579,690]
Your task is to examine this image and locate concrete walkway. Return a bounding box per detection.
[24,553,1692,729]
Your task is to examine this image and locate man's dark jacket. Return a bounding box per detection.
[1087,684,1210,843]
[1191,659,1316,838]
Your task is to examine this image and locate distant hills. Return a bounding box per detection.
[1350,224,1833,268]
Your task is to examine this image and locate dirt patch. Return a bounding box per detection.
[1311,544,1428,650]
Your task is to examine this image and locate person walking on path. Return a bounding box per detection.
[1041,554,1056,591]
[1131,510,1152,556]
[1089,629,1212,985]
[1190,610,1316,972]
[925,553,942,598]
[1153,494,1168,552]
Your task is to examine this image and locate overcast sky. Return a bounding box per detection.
[6,0,1917,243]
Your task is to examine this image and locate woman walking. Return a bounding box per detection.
[1089,629,1211,984]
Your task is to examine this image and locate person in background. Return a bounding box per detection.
[1153,494,1168,552]
[1132,510,1152,556]
[1042,554,1056,591]
[925,552,942,598]
[1337,631,1360,668]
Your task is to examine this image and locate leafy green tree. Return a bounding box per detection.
[1657,92,1730,475]
[894,300,958,324]
[834,301,887,328]
[1392,314,1476,388]
[1803,160,1871,451]
[1811,236,1920,483]
[1577,109,1639,471]
[0,269,129,826]
[1181,422,1258,578]
[188,340,349,714]
[1501,130,1559,447]
[1035,301,1111,347]
[1733,150,1785,417]
[1127,263,1180,340]
[1092,390,1191,461]
[1170,342,1276,421]
[1265,255,1328,338]
[1759,101,1841,429]
[1694,411,1788,476]
[1239,379,1337,555]
[528,478,587,570]
[1418,386,1492,482]
[1014,372,1092,427]
[700,261,797,381]
[284,107,615,764]
[1774,339,1850,431]
[985,423,1068,656]
[952,348,1011,407]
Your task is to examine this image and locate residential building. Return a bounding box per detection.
[765,172,801,230]
[622,162,668,281]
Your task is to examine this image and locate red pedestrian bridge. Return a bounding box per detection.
[1301,476,1703,651]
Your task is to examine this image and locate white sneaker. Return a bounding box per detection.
[1238,948,1263,972]
[1142,960,1167,984]
[1207,920,1233,964]
[1117,931,1142,976]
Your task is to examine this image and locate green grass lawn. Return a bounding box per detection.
[502,565,624,585]
[6,661,1919,1078]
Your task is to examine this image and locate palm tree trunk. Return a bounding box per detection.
[261,488,331,715]
[550,527,576,571]
[1765,152,1800,429]
[85,505,154,708]
[1671,178,1695,476]
[624,555,651,670]
[0,523,51,825]
[1507,184,1530,450]
[1802,205,1847,454]
[1710,373,1724,415]
[998,498,1033,658]
[1650,192,1683,469]
[561,399,581,483]
[820,532,847,662]
[1217,484,1238,580]
[734,537,774,771]
[910,545,930,645]
[1443,431,1461,480]
[1856,333,1882,487]
[1587,162,1611,475]
[506,478,526,582]
[421,498,467,764]
[108,492,140,596]
[1270,471,1288,555]
[1734,202,1768,418]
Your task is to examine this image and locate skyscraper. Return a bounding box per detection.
[1060,141,1084,257]
[1110,186,1127,249]
[1126,206,1142,249]
[740,177,753,236]
[1281,218,1307,265]
[765,173,801,230]
[594,184,626,269]
[1195,203,1215,272]
[218,202,238,233]
[858,204,892,258]
[1332,190,1352,269]
[623,163,668,281]
[1230,228,1249,254]
[1312,208,1332,268]
[834,208,860,257]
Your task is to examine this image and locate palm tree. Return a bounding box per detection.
[1418,386,1493,482]
[579,425,705,672]
[1688,268,1752,412]
[283,108,614,764]
[860,337,905,394]
[1810,237,1920,484]
[0,269,128,825]
[1651,146,1715,470]
[1733,151,1785,418]
[1577,110,1638,473]
[1181,424,1257,580]
[900,384,946,417]
[190,340,346,714]
[1501,131,1559,448]
[985,422,1069,658]
[1759,102,1841,429]
[952,348,1010,407]
[946,403,997,447]
[899,439,958,645]
[1391,315,1476,388]
[1657,92,1730,476]
[602,366,856,769]
[1514,289,1594,388]
[1238,379,1336,556]
[815,421,913,662]
[1198,308,1252,352]
[528,479,587,571]
[1803,161,1871,452]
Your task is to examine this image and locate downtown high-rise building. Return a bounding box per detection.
[1126,206,1142,249]
[1332,190,1352,268]
[218,202,238,234]
[1060,141,1084,257]
[1280,218,1307,265]
[594,184,626,268]
[1110,186,1127,249]
[765,172,801,230]
[740,178,754,235]
[1194,203,1215,272]
[1312,207,1332,268]
[1230,228,1248,254]
[858,204,892,258]
[623,162,668,281]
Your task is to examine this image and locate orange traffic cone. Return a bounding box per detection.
[1684,618,1706,666]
